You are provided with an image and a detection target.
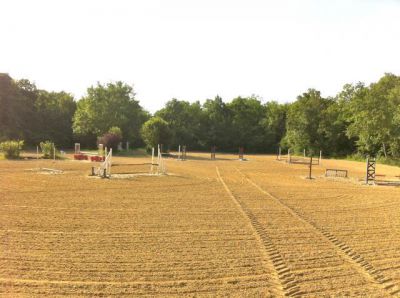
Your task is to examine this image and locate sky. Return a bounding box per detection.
[1,0,400,113]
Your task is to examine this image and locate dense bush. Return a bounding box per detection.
[40,140,58,159]
[141,117,171,150]
[0,140,24,159]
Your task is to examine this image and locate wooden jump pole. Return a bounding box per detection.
[308,156,313,179]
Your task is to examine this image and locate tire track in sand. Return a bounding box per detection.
[216,167,301,297]
[237,168,400,297]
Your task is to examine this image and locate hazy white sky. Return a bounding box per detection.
[1,0,400,112]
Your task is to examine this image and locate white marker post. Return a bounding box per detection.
[303,149,306,157]
[53,144,56,162]
[157,144,160,174]
[151,147,154,174]
[319,150,322,165]
[178,145,181,160]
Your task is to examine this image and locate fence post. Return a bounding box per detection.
[308,156,313,179]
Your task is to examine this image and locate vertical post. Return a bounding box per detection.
[75,143,80,154]
[303,149,306,158]
[319,150,322,165]
[366,157,369,184]
[53,144,56,162]
[108,148,112,177]
[178,145,181,160]
[278,147,281,160]
[151,147,154,173]
[288,149,291,164]
[308,156,313,179]
[157,144,160,174]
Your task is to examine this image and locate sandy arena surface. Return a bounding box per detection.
[1,153,400,296]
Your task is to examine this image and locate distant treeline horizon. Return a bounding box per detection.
[1,72,400,158]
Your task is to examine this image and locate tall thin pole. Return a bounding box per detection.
[53,144,56,162]
[303,149,306,157]
[319,150,322,165]
[157,144,160,174]
[151,147,154,173]
[178,145,181,160]
[308,156,313,179]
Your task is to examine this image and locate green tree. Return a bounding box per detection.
[141,117,171,150]
[227,96,266,152]
[263,101,288,152]
[283,89,331,155]
[0,74,38,143]
[73,81,149,147]
[155,99,204,149]
[202,96,233,150]
[35,90,76,147]
[345,74,400,157]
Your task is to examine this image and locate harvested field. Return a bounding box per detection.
[1,154,400,296]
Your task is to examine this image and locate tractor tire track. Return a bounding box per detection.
[236,168,400,297]
[216,167,301,297]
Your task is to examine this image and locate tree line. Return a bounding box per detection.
[1,72,400,158]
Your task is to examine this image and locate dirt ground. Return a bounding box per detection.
[1,153,400,297]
